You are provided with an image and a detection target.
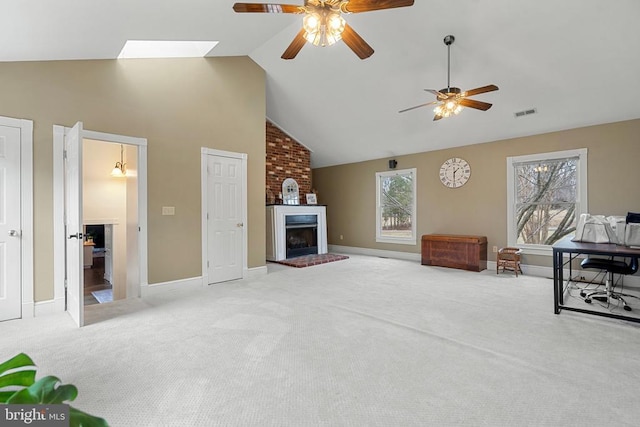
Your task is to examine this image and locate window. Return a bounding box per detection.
[376,168,417,245]
[507,149,587,255]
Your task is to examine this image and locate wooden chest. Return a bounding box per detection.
[421,234,488,272]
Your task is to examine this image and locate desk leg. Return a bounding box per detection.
[553,249,561,314]
[558,250,565,306]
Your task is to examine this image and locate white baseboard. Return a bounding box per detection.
[141,268,268,297]
[141,276,203,297]
[21,301,34,318]
[33,297,65,317]
[245,265,268,278]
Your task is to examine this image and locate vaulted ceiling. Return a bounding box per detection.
[3,1,640,167]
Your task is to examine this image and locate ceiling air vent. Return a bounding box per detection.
[514,108,537,118]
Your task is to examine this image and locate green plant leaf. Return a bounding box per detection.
[69,406,110,427]
[42,383,78,404]
[6,376,79,405]
[0,354,36,399]
[31,376,78,404]
[0,370,37,389]
[0,391,19,402]
[0,354,108,426]
[0,353,35,375]
[5,387,39,404]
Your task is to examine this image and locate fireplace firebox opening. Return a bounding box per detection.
[285,214,318,258]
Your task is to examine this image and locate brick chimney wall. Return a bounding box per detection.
[266,121,312,204]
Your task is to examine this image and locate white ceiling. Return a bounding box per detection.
[4,0,640,167]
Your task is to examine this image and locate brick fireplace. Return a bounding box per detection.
[266,121,312,204]
[265,122,327,261]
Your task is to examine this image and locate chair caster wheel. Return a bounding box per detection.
[585,298,592,304]
[580,291,586,297]
[624,305,632,312]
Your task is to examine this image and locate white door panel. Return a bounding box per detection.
[104,224,113,283]
[0,125,21,321]
[64,122,84,327]
[207,155,243,283]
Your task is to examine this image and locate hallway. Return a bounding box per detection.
[83,255,111,305]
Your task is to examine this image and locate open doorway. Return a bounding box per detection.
[82,140,138,307]
[53,124,148,327]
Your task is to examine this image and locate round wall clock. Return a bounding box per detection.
[439,157,471,188]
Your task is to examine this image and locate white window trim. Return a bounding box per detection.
[376,168,417,245]
[507,148,588,256]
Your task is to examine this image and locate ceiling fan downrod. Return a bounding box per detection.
[444,35,454,91]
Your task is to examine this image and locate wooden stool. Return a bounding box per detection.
[497,247,522,276]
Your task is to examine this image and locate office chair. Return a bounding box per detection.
[579,257,639,311]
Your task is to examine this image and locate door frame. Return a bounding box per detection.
[0,116,34,318]
[53,125,148,313]
[200,147,248,286]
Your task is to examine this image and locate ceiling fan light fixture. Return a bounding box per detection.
[303,9,345,47]
[434,99,463,118]
[303,12,321,34]
[233,0,417,60]
[327,12,345,32]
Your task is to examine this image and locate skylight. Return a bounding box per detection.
[117,40,219,59]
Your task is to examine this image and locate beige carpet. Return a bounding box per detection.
[2,254,640,426]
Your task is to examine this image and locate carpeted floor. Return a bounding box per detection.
[275,253,349,268]
[2,254,640,426]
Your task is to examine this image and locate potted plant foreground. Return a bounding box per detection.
[0,353,108,426]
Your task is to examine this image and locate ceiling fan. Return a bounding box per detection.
[399,35,499,121]
[232,0,415,60]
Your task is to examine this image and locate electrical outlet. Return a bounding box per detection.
[492,246,498,253]
[340,234,344,240]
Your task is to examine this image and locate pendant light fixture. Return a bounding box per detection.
[111,144,126,177]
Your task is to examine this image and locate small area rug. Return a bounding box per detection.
[91,289,113,304]
[276,253,349,268]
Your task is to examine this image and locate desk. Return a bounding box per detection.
[553,237,640,323]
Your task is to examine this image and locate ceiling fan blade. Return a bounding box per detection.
[341,24,374,59]
[458,98,493,111]
[232,3,303,13]
[463,84,499,97]
[424,89,447,99]
[398,101,438,113]
[281,29,307,59]
[343,0,415,13]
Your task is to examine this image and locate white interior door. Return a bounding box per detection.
[207,154,243,283]
[64,122,84,327]
[0,124,22,322]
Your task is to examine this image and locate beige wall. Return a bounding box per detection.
[0,57,266,301]
[313,119,640,268]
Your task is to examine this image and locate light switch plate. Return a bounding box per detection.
[162,206,175,216]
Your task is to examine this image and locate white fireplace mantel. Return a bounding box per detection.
[266,205,328,261]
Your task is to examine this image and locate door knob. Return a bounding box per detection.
[237,223,244,228]
[8,230,20,237]
[68,232,83,239]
